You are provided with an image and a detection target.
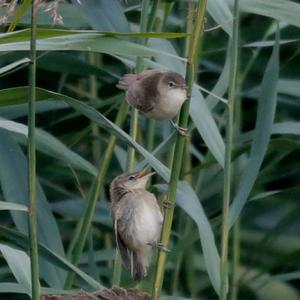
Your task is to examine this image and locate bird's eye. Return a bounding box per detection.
[168,81,175,88]
[128,175,135,180]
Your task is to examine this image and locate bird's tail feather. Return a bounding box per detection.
[116,74,137,90]
[131,249,149,281]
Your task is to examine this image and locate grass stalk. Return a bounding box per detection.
[220,0,239,299]
[230,220,240,300]
[27,1,40,299]
[112,0,151,285]
[151,1,207,299]
[65,100,128,288]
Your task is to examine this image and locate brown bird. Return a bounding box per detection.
[110,170,163,281]
[117,69,188,135]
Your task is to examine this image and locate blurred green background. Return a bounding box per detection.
[0,1,299,299]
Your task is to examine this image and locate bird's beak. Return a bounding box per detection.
[177,84,188,89]
[137,169,156,179]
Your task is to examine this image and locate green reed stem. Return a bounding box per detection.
[65,100,128,288]
[112,0,151,285]
[230,220,240,300]
[220,0,239,299]
[147,0,160,32]
[151,1,207,299]
[28,2,40,300]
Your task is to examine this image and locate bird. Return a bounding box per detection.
[116,69,188,135]
[110,170,163,281]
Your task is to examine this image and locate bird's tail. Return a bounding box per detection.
[131,248,149,281]
[116,74,137,90]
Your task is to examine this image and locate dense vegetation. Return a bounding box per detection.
[0,1,299,299]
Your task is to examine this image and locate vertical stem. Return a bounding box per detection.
[112,0,151,285]
[230,11,242,299]
[220,1,239,299]
[89,53,101,165]
[230,220,240,300]
[151,1,207,299]
[28,1,40,300]
[65,100,128,288]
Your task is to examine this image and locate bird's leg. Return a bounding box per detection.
[169,119,189,136]
[148,242,170,253]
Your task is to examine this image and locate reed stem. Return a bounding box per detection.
[220,1,239,299]
[230,220,240,300]
[65,100,128,288]
[112,0,151,285]
[151,1,207,298]
[28,1,40,299]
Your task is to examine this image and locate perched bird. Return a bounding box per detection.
[110,170,163,281]
[117,69,188,135]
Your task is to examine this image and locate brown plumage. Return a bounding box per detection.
[110,171,163,281]
[117,69,187,121]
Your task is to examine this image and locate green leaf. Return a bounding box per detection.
[74,0,130,32]
[0,244,31,295]
[0,226,104,290]
[0,129,66,288]
[229,27,280,227]
[0,87,171,181]
[0,282,29,294]
[206,45,231,109]
[190,87,225,168]
[7,0,31,32]
[207,0,233,36]
[278,79,300,98]
[238,0,300,28]
[0,57,30,76]
[0,283,76,295]
[58,92,172,182]
[239,122,300,143]
[0,28,188,60]
[0,201,27,212]
[0,118,97,176]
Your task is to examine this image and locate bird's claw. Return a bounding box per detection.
[172,122,189,136]
[176,125,189,137]
[162,199,175,209]
[147,242,170,252]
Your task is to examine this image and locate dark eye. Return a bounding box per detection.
[168,81,175,88]
[128,175,135,180]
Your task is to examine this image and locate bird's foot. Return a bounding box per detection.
[162,199,175,209]
[149,242,170,253]
[170,120,189,137]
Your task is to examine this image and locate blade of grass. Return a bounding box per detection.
[0,128,66,288]
[0,226,103,290]
[152,1,208,298]
[0,244,31,295]
[27,2,40,299]
[7,0,31,32]
[0,118,97,176]
[220,0,239,299]
[229,26,280,228]
[0,201,28,212]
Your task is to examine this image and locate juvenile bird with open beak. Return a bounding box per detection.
[110,170,163,281]
[117,69,188,135]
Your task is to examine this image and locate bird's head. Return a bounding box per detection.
[159,71,187,103]
[110,170,155,201]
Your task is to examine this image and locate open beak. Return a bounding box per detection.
[137,169,156,179]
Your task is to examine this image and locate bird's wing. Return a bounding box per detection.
[126,71,164,114]
[114,219,131,270]
[126,85,154,113]
[136,69,164,80]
